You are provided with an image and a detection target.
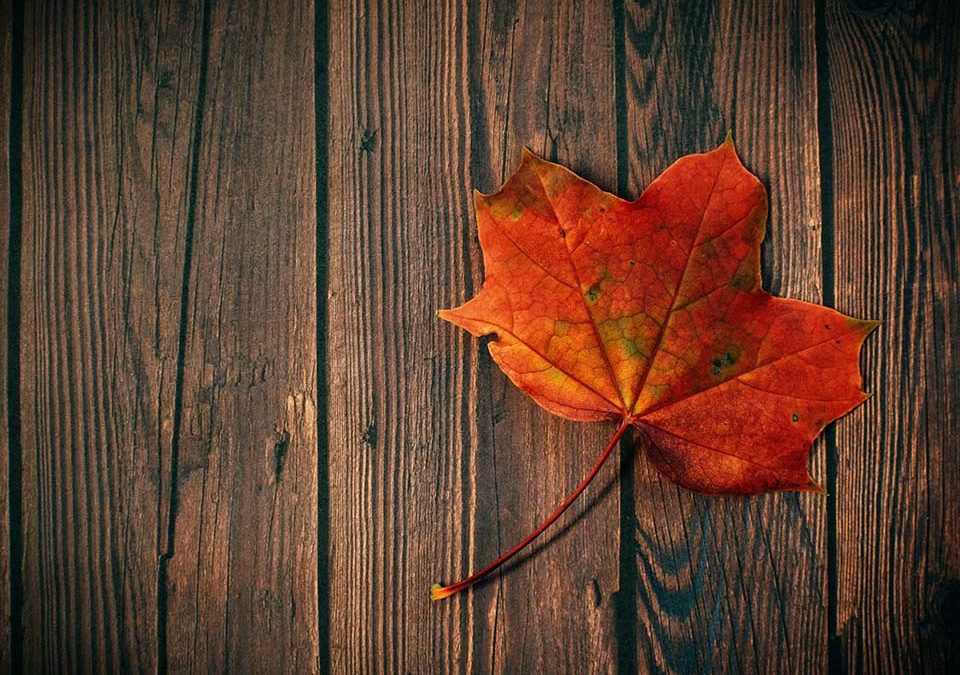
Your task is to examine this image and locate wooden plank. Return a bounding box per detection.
[162,1,319,672]
[325,0,478,671]
[1,1,14,670]
[620,0,827,670]
[327,0,620,670]
[19,1,203,671]
[467,1,620,671]
[825,0,960,671]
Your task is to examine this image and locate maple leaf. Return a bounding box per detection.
[433,139,877,600]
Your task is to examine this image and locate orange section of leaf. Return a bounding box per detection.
[440,139,876,494]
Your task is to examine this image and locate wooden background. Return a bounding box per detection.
[1,0,958,672]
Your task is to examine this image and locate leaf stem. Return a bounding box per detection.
[432,419,631,601]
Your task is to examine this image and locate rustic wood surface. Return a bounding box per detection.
[826,1,960,672]
[1,0,958,673]
[162,1,319,672]
[619,1,828,671]
[18,1,203,671]
[457,1,621,671]
[1,1,14,672]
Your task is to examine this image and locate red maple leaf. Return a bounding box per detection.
[433,140,877,600]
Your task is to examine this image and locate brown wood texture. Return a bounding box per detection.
[326,0,622,671]
[325,0,478,670]
[825,0,960,671]
[19,1,203,671]
[1,0,958,672]
[619,1,828,671]
[1,1,14,671]
[162,1,319,672]
[465,1,621,671]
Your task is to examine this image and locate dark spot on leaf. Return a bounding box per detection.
[629,260,636,267]
[792,413,800,423]
[272,430,291,481]
[586,284,601,303]
[824,324,830,330]
[712,352,738,373]
[362,423,378,448]
[559,227,566,238]
[730,269,753,290]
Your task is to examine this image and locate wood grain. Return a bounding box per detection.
[3,0,958,671]
[161,1,319,672]
[1,1,14,670]
[619,0,828,671]
[825,0,960,670]
[327,0,621,671]
[467,1,620,671]
[18,1,203,671]
[325,0,479,671]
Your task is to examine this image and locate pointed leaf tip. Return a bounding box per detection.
[806,475,827,494]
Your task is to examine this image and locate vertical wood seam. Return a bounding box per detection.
[155,2,212,672]
[814,0,840,670]
[314,0,331,671]
[6,1,24,672]
[611,0,639,672]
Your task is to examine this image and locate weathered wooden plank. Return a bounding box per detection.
[162,1,320,672]
[825,0,960,671]
[467,1,620,672]
[19,1,203,671]
[327,0,620,670]
[1,1,15,670]
[325,0,478,671]
[620,0,827,671]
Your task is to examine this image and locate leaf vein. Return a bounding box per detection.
[527,166,628,410]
